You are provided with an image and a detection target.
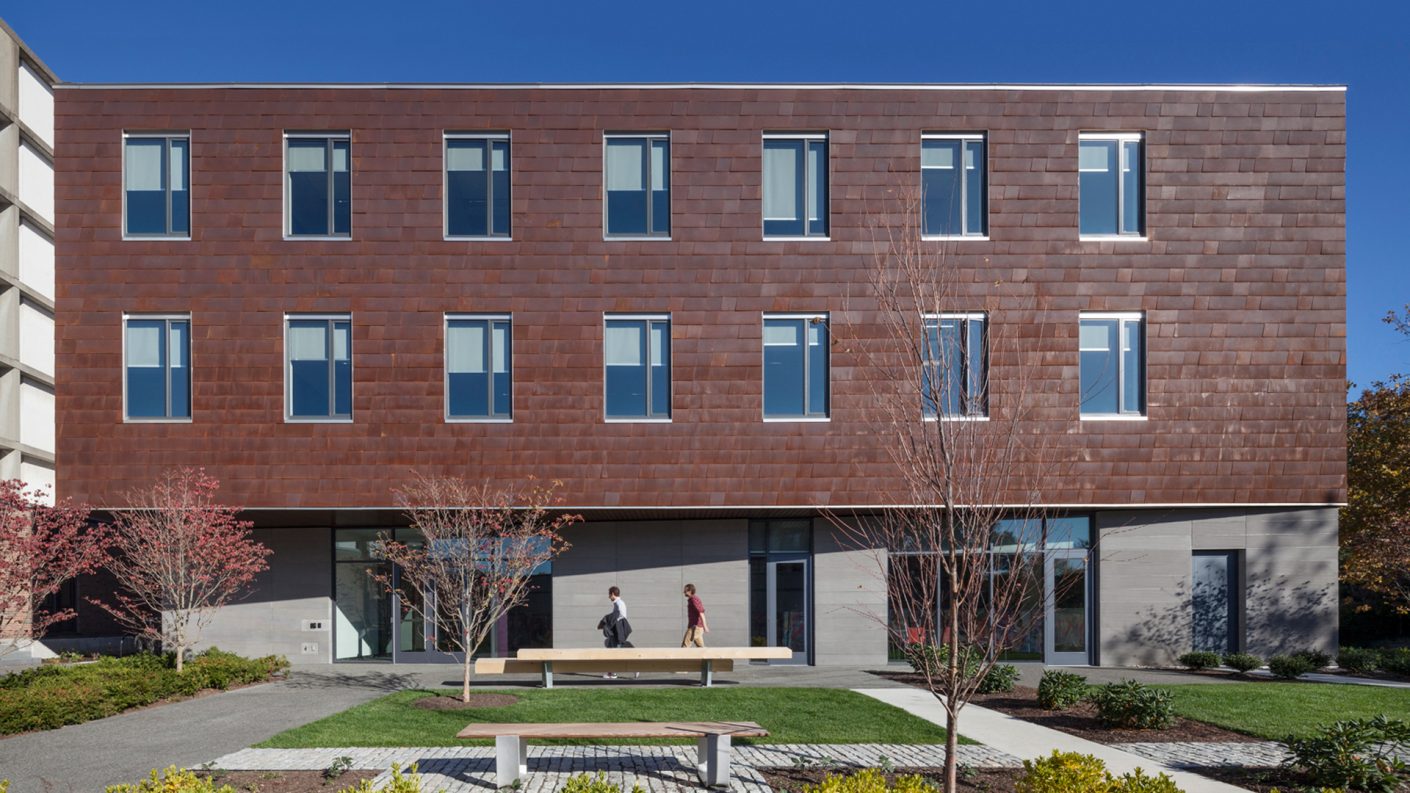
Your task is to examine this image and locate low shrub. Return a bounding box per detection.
[1292,649,1332,669]
[1221,652,1262,674]
[1017,751,1184,793]
[1036,670,1089,711]
[0,649,289,735]
[105,767,237,793]
[1176,651,1221,671]
[1282,716,1410,793]
[1089,680,1174,730]
[1336,647,1380,674]
[904,643,1014,693]
[556,771,648,793]
[803,768,936,793]
[979,663,1020,694]
[1267,654,1316,680]
[1380,648,1410,676]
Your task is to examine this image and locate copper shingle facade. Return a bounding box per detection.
[53,86,1345,511]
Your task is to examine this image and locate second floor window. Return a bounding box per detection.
[286,316,351,420]
[922,135,986,237]
[604,135,670,237]
[1079,313,1144,417]
[124,134,189,237]
[446,315,512,420]
[604,316,670,419]
[923,313,987,418]
[763,134,828,238]
[763,314,828,419]
[124,315,190,420]
[446,135,510,238]
[286,134,351,237]
[1079,133,1144,237]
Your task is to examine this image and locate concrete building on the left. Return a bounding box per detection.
[0,19,56,503]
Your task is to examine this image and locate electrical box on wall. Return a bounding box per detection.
[301,642,319,655]
[303,620,326,632]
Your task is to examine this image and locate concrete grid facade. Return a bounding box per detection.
[50,83,1346,667]
[0,20,55,501]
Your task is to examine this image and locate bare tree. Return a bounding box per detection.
[0,481,109,658]
[96,468,270,671]
[832,189,1066,793]
[378,476,579,703]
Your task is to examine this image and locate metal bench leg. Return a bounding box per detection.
[542,661,553,689]
[496,735,527,788]
[700,658,713,687]
[696,733,731,787]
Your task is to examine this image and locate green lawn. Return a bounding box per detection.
[1160,683,1410,739]
[260,688,957,747]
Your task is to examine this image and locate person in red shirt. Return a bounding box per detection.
[682,583,708,647]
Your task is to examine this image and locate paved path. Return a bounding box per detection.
[1115,742,1286,769]
[0,668,420,793]
[210,744,1022,793]
[855,688,1250,793]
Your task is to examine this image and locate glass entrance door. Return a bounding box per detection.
[1044,550,1089,665]
[1192,552,1238,654]
[766,557,810,663]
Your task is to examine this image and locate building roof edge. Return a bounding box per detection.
[53,81,1348,92]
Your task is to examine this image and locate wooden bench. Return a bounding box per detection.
[455,721,768,788]
[474,647,794,688]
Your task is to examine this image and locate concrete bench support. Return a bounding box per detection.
[495,735,529,788]
[696,732,731,787]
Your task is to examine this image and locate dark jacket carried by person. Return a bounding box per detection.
[598,598,633,647]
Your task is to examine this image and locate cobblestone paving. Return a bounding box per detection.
[210,744,1020,792]
[1114,742,1288,769]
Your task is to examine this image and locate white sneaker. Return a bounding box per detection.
[602,673,618,679]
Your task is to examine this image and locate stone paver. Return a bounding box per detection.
[209,743,1020,793]
[1114,741,1288,769]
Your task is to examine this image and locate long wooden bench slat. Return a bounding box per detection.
[515,647,791,661]
[475,658,734,675]
[457,721,767,739]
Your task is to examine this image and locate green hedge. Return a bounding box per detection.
[0,649,288,735]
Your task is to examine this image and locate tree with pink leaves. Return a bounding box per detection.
[0,480,109,658]
[96,468,270,672]
[378,475,579,703]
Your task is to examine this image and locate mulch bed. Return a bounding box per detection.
[761,767,1022,793]
[413,693,520,710]
[875,673,1257,744]
[200,770,380,792]
[1200,765,1410,793]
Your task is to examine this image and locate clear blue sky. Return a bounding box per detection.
[9,0,1407,393]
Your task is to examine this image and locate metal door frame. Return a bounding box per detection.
[765,554,811,664]
[1044,550,1090,665]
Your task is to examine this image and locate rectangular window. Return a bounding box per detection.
[604,135,670,237]
[445,134,510,238]
[1079,133,1143,237]
[922,313,987,418]
[286,315,352,420]
[124,315,190,420]
[763,314,829,419]
[286,133,351,237]
[921,135,986,237]
[124,134,190,237]
[763,134,828,238]
[1079,313,1144,417]
[446,315,512,420]
[604,315,670,419]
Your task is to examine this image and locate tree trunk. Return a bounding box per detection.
[944,706,960,793]
[175,642,184,673]
[462,657,472,703]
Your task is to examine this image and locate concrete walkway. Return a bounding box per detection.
[856,688,1249,793]
[0,668,420,793]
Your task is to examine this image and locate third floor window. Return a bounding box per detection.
[921,134,986,238]
[763,134,828,238]
[286,133,351,238]
[446,134,510,238]
[446,315,512,420]
[286,315,352,421]
[604,135,670,238]
[1079,133,1144,237]
[1079,313,1145,417]
[604,315,671,419]
[124,134,189,237]
[763,314,829,419]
